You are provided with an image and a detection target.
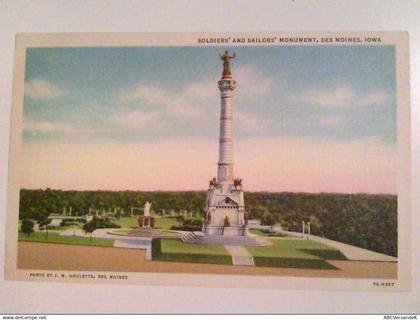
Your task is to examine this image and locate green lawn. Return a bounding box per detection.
[41,224,83,232]
[18,232,114,247]
[151,237,346,269]
[249,229,266,236]
[247,238,347,269]
[152,238,232,265]
[154,217,181,229]
[114,216,139,228]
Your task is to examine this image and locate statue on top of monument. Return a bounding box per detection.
[219,50,236,77]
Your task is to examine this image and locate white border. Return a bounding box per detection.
[0,0,419,314]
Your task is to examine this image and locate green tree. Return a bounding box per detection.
[82,220,98,241]
[37,216,52,239]
[263,212,277,226]
[21,219,34,237]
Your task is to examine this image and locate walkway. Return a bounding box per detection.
[60,228,153,260]
[274,228,397,262]
[224,245,254,266]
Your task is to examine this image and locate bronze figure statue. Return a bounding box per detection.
[219,50,236,77]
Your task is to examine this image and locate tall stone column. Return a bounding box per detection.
[203,51,247,236]
[217,77,236,186]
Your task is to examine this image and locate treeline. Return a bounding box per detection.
[19,189,397,256]
[246,192,397,257]
[19,189,206,217]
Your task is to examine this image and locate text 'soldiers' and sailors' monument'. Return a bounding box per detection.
[202,51,248,236]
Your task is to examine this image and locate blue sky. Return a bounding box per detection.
[23,45,396,144]
[21,45,397,193]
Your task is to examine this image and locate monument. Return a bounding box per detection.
[202,51,248,236]
[138,201,155,228]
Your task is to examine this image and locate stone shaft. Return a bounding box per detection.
[217,78,236,185]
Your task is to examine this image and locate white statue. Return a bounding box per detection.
[143,201,152,217]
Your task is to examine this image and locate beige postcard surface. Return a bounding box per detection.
[4,32,410,291]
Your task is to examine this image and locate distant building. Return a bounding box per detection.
[49,219,62,227]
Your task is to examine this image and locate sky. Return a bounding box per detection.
[21,45,397,193]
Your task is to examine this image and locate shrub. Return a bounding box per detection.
[82,217,120,241]
[171,225,202,232]
[151,238,162,259]
[182,218,202,226]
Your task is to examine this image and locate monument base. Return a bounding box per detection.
[138,216,155,228]
[202,225,249,236]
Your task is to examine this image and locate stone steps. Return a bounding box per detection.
[232,255,254,266]
[224,245,255,266]
[190,235,265,246]
[180,232,202,243]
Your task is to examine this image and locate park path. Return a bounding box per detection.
[274,228,397,262]
[60,228,153,260]
[224,245,254,266]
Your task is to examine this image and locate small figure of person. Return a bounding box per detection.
[206,211,212,224]
[224,215,230,227]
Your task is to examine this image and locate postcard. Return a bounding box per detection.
[4,32,410,291]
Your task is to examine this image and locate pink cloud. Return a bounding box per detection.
[21,137,396,194]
